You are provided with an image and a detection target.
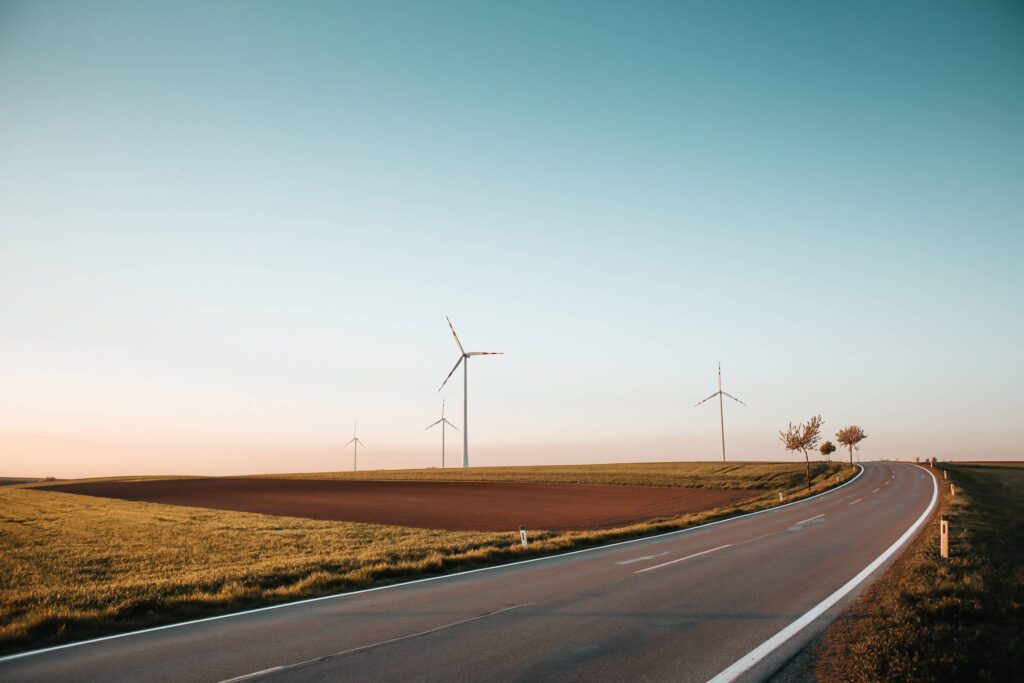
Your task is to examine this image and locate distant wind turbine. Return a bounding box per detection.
[424,398,459,468]
[438,316,503,468]
[694,363,747,462]
[343,422,365,472]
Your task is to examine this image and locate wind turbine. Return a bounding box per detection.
[343,422,365,472]
[694,363,747,462]
[438,316,503,468]
[424,398,459,468]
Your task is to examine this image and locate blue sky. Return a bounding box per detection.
[2,1,1022,476]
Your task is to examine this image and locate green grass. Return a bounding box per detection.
[0,461,854,655]
[816,463,1023,681]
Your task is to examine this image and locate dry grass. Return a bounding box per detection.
[0,461,855,655]
[256,461,831,490]
[815,463,1023,681]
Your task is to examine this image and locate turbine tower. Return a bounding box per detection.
[424,398,459,468]
[343,422,365,472]
[694,363,747,462]
[438,316,503,468]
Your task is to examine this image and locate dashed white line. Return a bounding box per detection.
[872,488,880,493]
[709,464,939,682]
[218,603,536,682]
[614,551,670,566]
[219,667,285,683]
[634,544,732,574]
[848,497,863,506]
[795,513,825,526]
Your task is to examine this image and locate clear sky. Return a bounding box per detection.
[2,1,1022,477]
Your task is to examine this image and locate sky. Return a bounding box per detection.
[2,1,1022,478]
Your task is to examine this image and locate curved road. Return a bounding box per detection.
[1,462,936,682]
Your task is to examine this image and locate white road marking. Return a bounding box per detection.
[848,498,863,506]
[709,465,939,683]
[0,467,867,665]
[735,532,775,546]
[872,487,880,493]
[634,544,732,574]
[884,481,890,486]
[794,513,824,526]
[615,551,670,565]
[218,603,536,682]
[219,667,285,683]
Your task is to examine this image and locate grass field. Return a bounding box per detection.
[0,461,854,655]
[257,461,838,490]
[815,463,1023,681]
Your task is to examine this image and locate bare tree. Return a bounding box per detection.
[780,415,824,490]
[819,440,836,462]
[836,425,867,465]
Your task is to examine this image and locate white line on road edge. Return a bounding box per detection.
[794,513,824,526]
[707,465,938,683]
[634,544,733,574]
[0,467,866,665]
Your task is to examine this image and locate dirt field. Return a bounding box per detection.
[41,478,755,531]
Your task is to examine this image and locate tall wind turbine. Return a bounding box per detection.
[694,364,747,462]
[424,398,459,468]
[438,316,503,468]
[343,422,365,472]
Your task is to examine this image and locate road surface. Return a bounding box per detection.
[0,462,936,682]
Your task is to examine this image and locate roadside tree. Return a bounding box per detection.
[780,415,824,490]
[836,425,867,466]
[819,440,837,462]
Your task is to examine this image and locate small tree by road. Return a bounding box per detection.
[836,425,867,465]
[780,415,824,490]
[819,440,836,462]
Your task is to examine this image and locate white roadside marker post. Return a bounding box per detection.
[519,526,529,549]
[950,483,956,497]
[943,470,948,480]
[940,519,949,559]
[779,492,784,502]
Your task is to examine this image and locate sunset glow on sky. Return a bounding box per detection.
[2,2,1022,477]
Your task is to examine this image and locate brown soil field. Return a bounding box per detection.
[40,478,757,531]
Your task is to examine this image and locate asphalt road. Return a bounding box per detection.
[1,462,936,683]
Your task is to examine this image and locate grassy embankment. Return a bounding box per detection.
[1,461,854,655]
[815,463,1023,681]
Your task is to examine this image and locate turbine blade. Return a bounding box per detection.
[438,355,464,391]
[466,351,504,356]
[424,419,443,431]
[721,391,747,406]
[446,316,465,355]
[694,391,720,407]
[343,438,355,446]
[442,418,459,431]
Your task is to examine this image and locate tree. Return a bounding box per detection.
[836,425,867,465]
[780,415,824,490]
[819,440,836,462]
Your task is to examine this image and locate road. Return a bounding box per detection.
[0,462,937,683]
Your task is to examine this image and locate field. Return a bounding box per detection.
[0,461,853,655]
[40,478,756,531]
[255,461,826,489]
[814,463,1023,681]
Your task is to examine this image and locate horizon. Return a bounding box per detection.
[3,1,1023,478]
